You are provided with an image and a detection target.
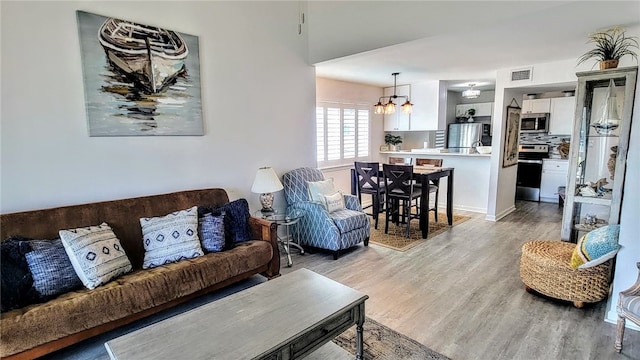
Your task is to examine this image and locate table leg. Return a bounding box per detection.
[420,175,429,239]
[283,226,292,267]
[447,170,454,226]
[356,317,364,360]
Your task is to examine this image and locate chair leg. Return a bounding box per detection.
[384,199,390,234]
[405,202,411,238]
[373,194,379,230]
[434,189,439,223]
[364,236,369,246]
[615,315,626,353]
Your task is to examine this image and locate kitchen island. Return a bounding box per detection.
[380,150,490,213]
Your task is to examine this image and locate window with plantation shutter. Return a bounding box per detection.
[316,102,370,168]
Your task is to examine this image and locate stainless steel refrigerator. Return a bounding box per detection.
[447,123,491,153]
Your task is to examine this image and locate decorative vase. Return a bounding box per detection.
[600,59,619,70]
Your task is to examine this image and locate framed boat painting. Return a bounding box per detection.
[76,11,204,136]
[502,103,521,168]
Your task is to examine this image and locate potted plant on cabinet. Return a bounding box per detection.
[384,134,403,151]
[577,26,638,70]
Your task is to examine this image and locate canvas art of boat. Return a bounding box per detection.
[98,18,189,94]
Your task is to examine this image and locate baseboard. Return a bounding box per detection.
[485,205,516,222]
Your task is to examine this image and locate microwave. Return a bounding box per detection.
[520,113,549,133]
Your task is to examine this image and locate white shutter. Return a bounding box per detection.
[343,108,356,159]
[326,107,341,161]
[357,109,369,158]
[315,107,325,162]
[316,102,371,168]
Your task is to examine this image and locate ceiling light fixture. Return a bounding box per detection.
[462,83,481,99]
[374,72,413,115]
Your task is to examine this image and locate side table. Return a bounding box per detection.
[255,209,305,267]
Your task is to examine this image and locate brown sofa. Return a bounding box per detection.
[0,188,279,359]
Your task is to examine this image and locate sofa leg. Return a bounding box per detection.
[615,315,625,353]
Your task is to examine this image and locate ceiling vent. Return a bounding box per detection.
[510,67,533,82]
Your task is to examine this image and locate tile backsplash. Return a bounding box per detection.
[520,133,570,159]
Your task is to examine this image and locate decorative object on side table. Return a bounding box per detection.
[384,134,403,152]
[251,167,284,213]
[577,26,638,70]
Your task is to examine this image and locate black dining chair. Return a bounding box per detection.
[382,164,422,238]
[415,158,443,222]
[354,162,385,229]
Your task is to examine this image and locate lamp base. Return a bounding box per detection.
[259,193,274,213]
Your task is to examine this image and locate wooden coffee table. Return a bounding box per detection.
[105,268,368,359]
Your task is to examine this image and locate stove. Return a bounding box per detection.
[516,144,549,201]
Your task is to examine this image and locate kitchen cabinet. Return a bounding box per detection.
[561,67,637,242]
[383,84,410,131]
[522,98,551,114]
[409,80,447,131]
[540,159,569,203]
[549,96,575,135]
[455,102,493,118]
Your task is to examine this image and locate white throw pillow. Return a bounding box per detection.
[59,222,132,290]
[323,191,345,213]
[307,179,335,203]
[140,206,204,269]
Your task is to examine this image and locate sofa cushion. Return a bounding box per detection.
[0,240,273,358]
[26,239,83,295]
[330,208,369,234]
[570,224,620,269]
[0,237,40,313]
[198,212,226,253]
[140,206,204,269]
[59,223,132,290]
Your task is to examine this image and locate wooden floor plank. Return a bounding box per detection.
[281,200,640,360]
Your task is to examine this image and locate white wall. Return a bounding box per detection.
[0,1,316,214]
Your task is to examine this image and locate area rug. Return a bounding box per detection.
[332,317,450,360]
[369,212,469,251]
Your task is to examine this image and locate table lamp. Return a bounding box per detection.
[251,167,284,213]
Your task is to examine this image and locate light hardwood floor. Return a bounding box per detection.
[281,200,639,360]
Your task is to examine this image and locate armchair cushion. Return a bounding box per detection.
[330,209,369,234]
[307,179,335,203]
[570,224,620,269]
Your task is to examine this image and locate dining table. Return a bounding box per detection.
[350,165,454,239]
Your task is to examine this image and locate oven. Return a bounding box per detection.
[516,144,549,201]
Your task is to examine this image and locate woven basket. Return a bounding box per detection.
[520,240,611,306]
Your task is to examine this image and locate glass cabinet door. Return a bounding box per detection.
[561,67,637,242]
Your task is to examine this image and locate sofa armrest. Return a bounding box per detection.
[248,216,280,279]
[344,193,362,211]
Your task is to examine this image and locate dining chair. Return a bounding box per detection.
[354,162,386,229]
[388,157,413,165]
[416,158,443,222]
[382,164,422,238]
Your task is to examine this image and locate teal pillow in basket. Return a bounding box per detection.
[570,224,620,269]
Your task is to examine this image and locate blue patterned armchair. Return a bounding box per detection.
[282,167,369,259]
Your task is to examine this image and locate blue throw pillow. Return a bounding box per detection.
[198,212,226,252]
[0,237,40,312]
[570,224,621,269]
[25,239,83,297]
[200,199,252,246]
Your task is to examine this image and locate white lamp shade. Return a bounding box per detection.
[251,167,284,194]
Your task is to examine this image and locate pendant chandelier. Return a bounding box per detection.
[462,83,481,99]
[374,72,413,115]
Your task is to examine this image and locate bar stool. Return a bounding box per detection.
[416,158,443,222]
[382,164,421,238]
[354,162,385,229]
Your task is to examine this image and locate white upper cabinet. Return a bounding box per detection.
[549,96,575,135]
[522,98,551,114]
[383,84,410,131]
[409,80,447,131]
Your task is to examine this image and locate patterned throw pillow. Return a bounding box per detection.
[322,191,345,213]
[1,237,40,312]
[200,199,252,245]
[198,212,226,253]
[307,179,335,203]
[26,239,83,295]
[140,206,204,269]
[59,223,132,289]
[570,224,621,269]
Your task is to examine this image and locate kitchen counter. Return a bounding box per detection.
[380,150,491,157]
